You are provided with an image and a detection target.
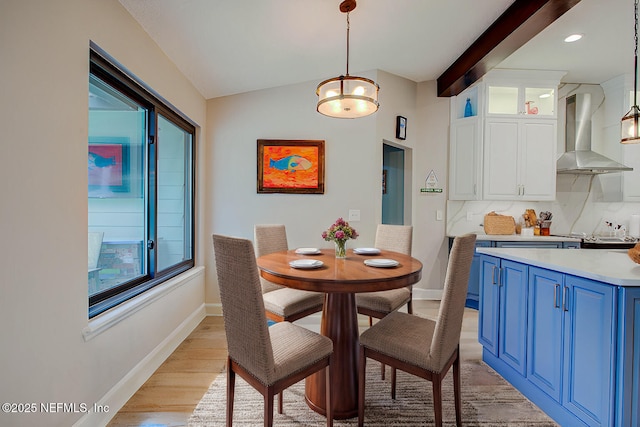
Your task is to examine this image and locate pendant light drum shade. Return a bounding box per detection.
[316,75,379,118]
[316,0,380,119]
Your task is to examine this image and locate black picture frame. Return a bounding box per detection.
[396,116,407,140]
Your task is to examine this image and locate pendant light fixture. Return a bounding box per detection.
[316,0,379,118]
[621,0,640,144]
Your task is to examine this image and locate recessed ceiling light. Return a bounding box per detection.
[564,34,583,43]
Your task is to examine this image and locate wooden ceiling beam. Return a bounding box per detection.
[436,0,582,97]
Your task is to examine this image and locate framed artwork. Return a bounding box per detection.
[88,137,130,197]
[396,116,407,140]
[257,139,325,194]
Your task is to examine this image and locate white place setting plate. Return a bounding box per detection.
[289,259,324,269]
[353,247,381,255]
[295,247,321,255]
[364,258,399,268]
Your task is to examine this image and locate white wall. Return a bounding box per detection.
[0,1,207,426]
[205,73,452,306]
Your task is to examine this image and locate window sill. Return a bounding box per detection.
[82,266,204,342]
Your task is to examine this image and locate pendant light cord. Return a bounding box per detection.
[345,12,350,76]
[635,0,638,107]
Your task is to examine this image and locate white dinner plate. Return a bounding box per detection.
[295,247,321,255]
[289,259,324,269]
[354,247,381,255]
[364,258,399,268]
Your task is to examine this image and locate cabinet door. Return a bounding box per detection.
[465,240,491,309]
[449,118,482,200]
[562,276,615,426]
[527,267,564,402]
[483,120,519,199]
[519,121,556,201]
[498,260,528,375]
[478,255,500,355]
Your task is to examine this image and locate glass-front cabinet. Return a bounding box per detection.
[487,85,556,117]
[483,69,564,119]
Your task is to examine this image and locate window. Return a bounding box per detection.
[88,44,195,318]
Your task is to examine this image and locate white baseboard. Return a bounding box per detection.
[73,303,206,427]
[205,302,222,316]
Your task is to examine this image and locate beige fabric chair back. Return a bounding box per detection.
[374,224,412,255]
[212,234,276,381]
[429,233,476,370]
[254,224,289,294]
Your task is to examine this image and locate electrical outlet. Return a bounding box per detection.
[348,209,361,222]
[467,212,473,221]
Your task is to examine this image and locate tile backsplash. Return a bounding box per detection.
[447,174,640,237]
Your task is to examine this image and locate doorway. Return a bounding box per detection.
[382,142,411,225]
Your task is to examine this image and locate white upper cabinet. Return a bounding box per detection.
[483,119,557,200]
[449,70,563,201]
[450,117,483,200]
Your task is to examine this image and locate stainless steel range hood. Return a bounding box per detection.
[557,93,632,174]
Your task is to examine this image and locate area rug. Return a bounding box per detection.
[188,360,558,426]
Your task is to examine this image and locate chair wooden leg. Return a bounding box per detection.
[226,359,235,427]
[278,391,283,414]
[358,347,366,427]
[432,375,443,427]
[368,316,373,327]
[325,360,333,427]
[265,388,274,427]
[381,362,386,380]
[391,367,397,400]
[453,349,462,426]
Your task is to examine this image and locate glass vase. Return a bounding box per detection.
[335,240,347,259]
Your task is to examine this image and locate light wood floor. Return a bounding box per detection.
[107,300,482,427]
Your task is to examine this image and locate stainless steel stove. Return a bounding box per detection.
[552,233,638,249]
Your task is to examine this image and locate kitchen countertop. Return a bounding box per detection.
[448,234,582,243]
[477,247,640,286]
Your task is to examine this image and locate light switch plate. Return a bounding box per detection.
[348,209,361,222]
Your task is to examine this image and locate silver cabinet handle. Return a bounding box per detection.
[492,266,498,285]
[562,286,569,312]
[554,284,560,308]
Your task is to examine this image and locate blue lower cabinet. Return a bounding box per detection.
[618,287,640,427]
[562,276,615,426]
[499,260,528,375]
[478,256,527,374]
[480,257,619,426]
[478,255,500,355]
[527,267,564,401]
[465,240,491,309]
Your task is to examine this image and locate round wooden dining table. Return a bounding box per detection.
[256,248,423,419]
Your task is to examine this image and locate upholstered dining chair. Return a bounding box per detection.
[212,234,334,427]
[356,224,414,326]
[356,224,413,379]
[357,233,476,427]
[254,224,324,323]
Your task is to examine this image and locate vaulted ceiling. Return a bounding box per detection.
[119,0,632,100]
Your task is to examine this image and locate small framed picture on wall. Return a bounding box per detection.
[396,116,407,140]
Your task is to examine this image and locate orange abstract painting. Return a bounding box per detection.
[257,140,325,194]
